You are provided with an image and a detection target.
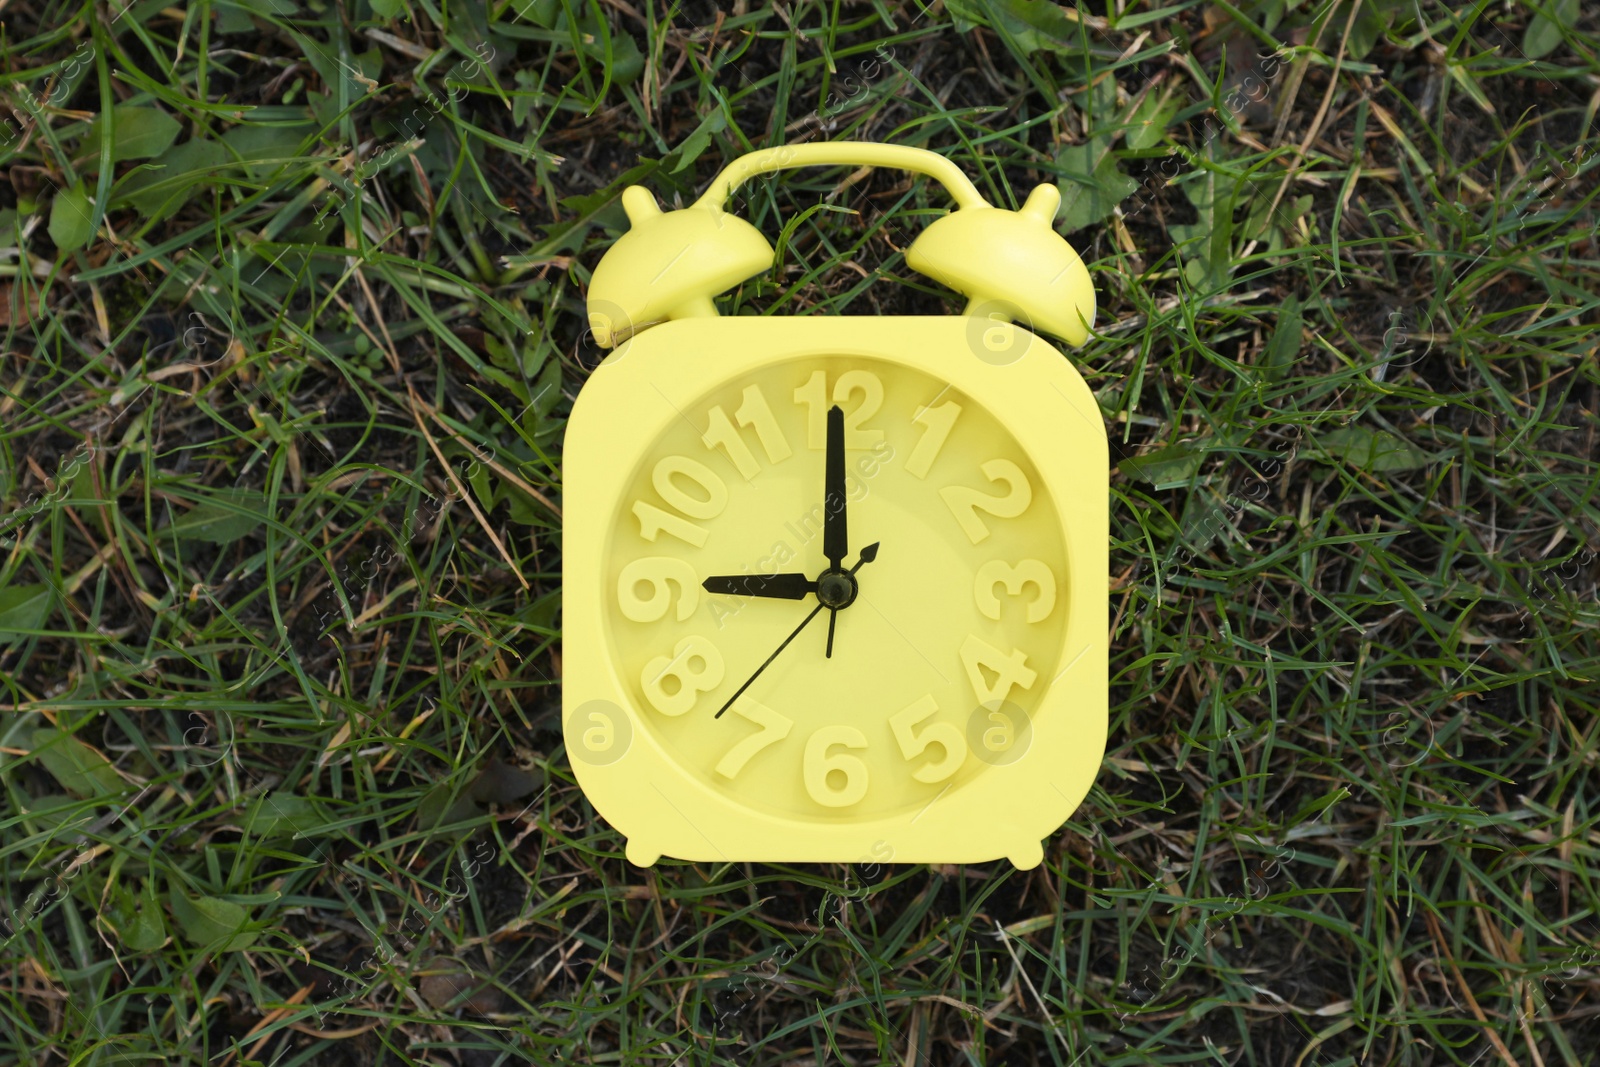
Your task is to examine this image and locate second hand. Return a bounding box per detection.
[713,602,826,719]
[713,543,880,719]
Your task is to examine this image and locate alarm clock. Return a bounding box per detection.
[562,142,1106,869]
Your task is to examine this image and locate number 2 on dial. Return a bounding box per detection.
[941,459,1031,543]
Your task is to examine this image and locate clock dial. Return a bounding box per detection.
[603,355,1071,821]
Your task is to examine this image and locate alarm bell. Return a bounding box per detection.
[586,186,774,347]
[906,183,1094,346]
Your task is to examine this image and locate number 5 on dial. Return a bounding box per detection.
[889,695,967,783]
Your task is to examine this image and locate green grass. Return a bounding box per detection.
[2,0,1599,1064]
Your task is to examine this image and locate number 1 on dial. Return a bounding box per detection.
[906,400,961,479]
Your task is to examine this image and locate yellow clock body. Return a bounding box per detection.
[562,143,1106,868]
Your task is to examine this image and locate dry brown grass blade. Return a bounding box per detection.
[1425,909,1525,1067]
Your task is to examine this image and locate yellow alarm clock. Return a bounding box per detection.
[563,142,1106,869]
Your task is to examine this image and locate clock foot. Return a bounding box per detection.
[625,839,660,867]
[1009,840,1045,870]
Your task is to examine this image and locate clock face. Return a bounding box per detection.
[602,355,1070,822]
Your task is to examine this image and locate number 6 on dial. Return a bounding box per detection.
[804,726,869,807]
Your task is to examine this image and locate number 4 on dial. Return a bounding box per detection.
[960,634,1037,706]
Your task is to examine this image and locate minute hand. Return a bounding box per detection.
[823,404,848,570]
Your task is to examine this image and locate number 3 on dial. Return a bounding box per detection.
[974,559,1055,622]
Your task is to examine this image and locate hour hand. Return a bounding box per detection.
[702,572,816,599]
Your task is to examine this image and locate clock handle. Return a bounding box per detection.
[586,141,1094,349]
[692,143,992,213]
